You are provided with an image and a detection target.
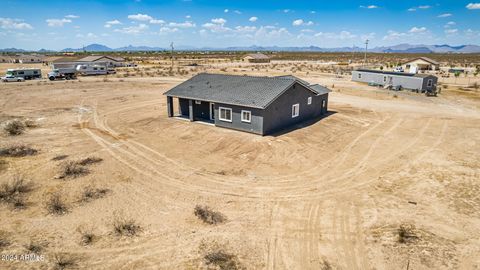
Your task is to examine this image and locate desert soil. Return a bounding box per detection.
[0,64,479,270]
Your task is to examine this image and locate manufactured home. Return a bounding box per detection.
[352,69,437,93]
[164,73,330,135]
[12,54,44,64]
[77,55,125,67]
[243,53,271,63]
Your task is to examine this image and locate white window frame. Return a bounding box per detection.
[358,73,362,79]
[292,104,299,118]
[307,97,312,105]
[218,107,232,122]
[322,100,326,108]
[383,76,387,82]
[427,79,433,87]
[241,110,251,123]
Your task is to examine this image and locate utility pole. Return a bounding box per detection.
[170,42,174,69]
[364,39,369,67]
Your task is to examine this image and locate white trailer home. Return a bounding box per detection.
[5,68,42,79]
[76,64,108,76]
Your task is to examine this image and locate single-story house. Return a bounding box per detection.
[12,54,44,64]
[401,57,440,73]
[0,56,13,63]
[164,73,330,135]
[352,69,438,93]
[243,53,271,63]
[77,55,125,67]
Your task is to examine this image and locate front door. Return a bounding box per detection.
[210,103,215,120]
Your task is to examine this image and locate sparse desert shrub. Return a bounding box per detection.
[78,227,96,246]
[23,119,37,128]
[393,94,398,98]
[0,144,38,157]
[112,212,142,237]
[194,205,226,225]
[79,185,109,203]
[0,159,7,171]
[398,223,417,243]
[3,119,25,135]
[24,241,44,254]
[58,161,89,179]
[204,251,241,270]
[52,253,77,270]
[52,154,69,161]
[46,193,68,215]
[0,175,32,207]
[0,231,10,249]
[77,157,103,166]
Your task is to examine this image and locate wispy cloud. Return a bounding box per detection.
[168,21,195,28]
[292,19,314,26]
[360,5,379,9]
[65,15,79,19]
[466,3,480,9]
[438,13,452,17]
[114,23,148,34]
[128,14,153,21]
[46,18,72,27]
[0,18,33,30]
[409,26,427,33]
[249,17,258,22]
[104,19,122,28]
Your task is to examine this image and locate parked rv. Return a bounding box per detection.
[48,67,77,81]
[76,64,108,76]
[5,68,42,80]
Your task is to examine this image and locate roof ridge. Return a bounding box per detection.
[198,72,296,81]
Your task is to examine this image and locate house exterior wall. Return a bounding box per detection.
[262,83,327,135]
[352,71,426,91]
[213,103,264,134]
[402,59,439,71]
[420,76,438,92]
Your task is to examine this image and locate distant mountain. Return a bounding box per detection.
[2,43,480,53]
[0,48,26,53]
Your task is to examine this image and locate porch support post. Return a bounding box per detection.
[189,99,194,122]
[166,96,173,117]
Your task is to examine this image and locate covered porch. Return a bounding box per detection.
[166,96,215,123]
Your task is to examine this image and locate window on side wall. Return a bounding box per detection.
[427,79,433,87]
[307,97,312,105]
[292,104,299,118]
[358,73,362,79]
[241,110,251,123]
[219,107,232,122]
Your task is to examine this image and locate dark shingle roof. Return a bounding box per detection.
[164,73,326,109]
[309,84,331,95]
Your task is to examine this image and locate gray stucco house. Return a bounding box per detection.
[164,73,330,135]
[352,69,438,94]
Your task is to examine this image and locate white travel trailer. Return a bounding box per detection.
[76,64,108,76]
[5,68,42,80]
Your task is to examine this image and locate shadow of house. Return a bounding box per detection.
[164,73,332,136]
[269,111,337,137]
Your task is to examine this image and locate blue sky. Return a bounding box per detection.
[0,0,479,50]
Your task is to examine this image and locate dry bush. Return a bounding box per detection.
[398,223,418,243]
[3,119,25,135]
[79,185,110,203]
[78,227,96,246]
[52,253,77,270]
[52,154,69,161]
[0,159,7,172]
[77,157,103,166]
[0,175,32,209]
[204,251,241,270]
[58,161,89,179]
[0,231,10,249]
[46,193,68,215]
[194,205,226,225]
[23,119,37,128]
[113,212,142,237]
[24,241,44,254]
[0,144,38,157]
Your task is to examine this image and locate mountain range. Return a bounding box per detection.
[1,43,480,53]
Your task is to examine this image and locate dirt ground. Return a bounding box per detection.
[0,62,479,270]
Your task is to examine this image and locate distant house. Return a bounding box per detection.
[164,73,330,135]
[243,53,271,63]
[0,56,13,63]
[352,69,438,93]
[12,54,44,64]
[77,55,125,67]
[401,57,440,73]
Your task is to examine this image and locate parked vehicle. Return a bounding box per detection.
[393,66,404,72]
[48,67,77,81]
[5,68,41,80]
[1,75,25,82]
[76,64,108,76]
